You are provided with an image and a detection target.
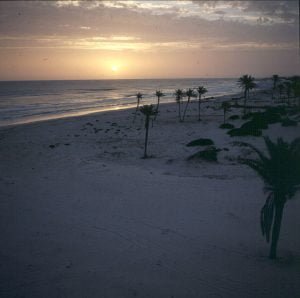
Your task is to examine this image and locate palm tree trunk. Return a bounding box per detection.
[198,95,201,121]
[182,97,190,122]
[178,101,182,122]
[133,101,140,123]
[269,202,284,259]
[154,97,160,120]
[243,89,247,115]
[143,116,150,158]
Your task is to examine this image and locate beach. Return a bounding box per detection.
[1,94,300,297]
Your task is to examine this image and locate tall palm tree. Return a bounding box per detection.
[221,101,230,124]
[237,137,300,259]
[196,86,207,121]
[277,83,284,100]
[182,88,196,122]
[272,74,279,100]
[290,76,300,106]
[237,75,256,115]
[284,81,292,105]
[133,92,143,123]
[154,90,165,119]
[140,105,157,158]
[175,89,184,122]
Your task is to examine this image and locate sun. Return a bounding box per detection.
[111,65,119,72]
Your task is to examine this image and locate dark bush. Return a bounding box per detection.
[288,107,300,116]
[219,123,235,129]
[242,113,254,120]
[187,146,219,162]
[266,106,287,116]
[186,138,214,147]
[251,113,269,129]
[229,115,240,120]
[281,118,298,127]
[264,110,282,124]
[228,127,262,137]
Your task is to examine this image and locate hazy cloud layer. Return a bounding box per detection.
[0,0,298,51]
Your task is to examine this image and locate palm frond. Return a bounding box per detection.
[238,137,300,204]
[233,141,269,164]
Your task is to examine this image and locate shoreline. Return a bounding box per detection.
[2,88,274,129]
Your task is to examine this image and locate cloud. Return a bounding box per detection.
[191,0,298,24]
[0,1,298,52]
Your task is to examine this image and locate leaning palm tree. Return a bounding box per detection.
[221,101,230,124]
[140,105,157,158]
[133,92,143,123]
[237,75,256,115]
[196,86,207,121]
[154,90,165,120]
[272,74,279,100]
[182,88,196,122]
[237,137,300,259]
[175,89,184,122]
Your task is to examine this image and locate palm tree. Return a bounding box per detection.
[237,137,300,259]
[221,101,230,124]
[140,105,157,158]
[237,75,256,115]
[154,90,165,119]
[182,88,196,122]
[196,86,207,121]
[290,76,300,106]
[133,92,143,123]
[272,74,279,100]
[284,81,292,105]
[175,89,184,122]
[277,83,284,100]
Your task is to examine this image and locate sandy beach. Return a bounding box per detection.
[1,92,300,298]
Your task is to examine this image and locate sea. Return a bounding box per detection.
[0,78,271,127]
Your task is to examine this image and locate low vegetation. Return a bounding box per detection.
[281,118,298,127]
[187,146,219,162]
[229,115,240,120]
[186,138,214,147]
[219,123,234,129]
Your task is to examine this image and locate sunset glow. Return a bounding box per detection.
[0,1,299,80]
[111,65,119,72]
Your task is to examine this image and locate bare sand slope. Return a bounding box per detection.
[1,99,300,297]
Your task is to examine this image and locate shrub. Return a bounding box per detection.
[250,113,269,129]
[186,138,214,147]
[229,115,240,120]
[228,127,262,137]
[264,110,282,124]
[281,118,298,127]
[187,146,219,162]
[219,123,235,129]
[242,113,254,120]
[266,106,287,116]
[288,106,300,116]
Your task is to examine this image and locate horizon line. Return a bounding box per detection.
[1,75,298,82]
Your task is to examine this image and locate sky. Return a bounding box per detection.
[0,0,299,80]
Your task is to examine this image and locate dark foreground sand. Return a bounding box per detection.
[1,96,300,297]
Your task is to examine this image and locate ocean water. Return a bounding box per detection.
[0,78,270,126]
